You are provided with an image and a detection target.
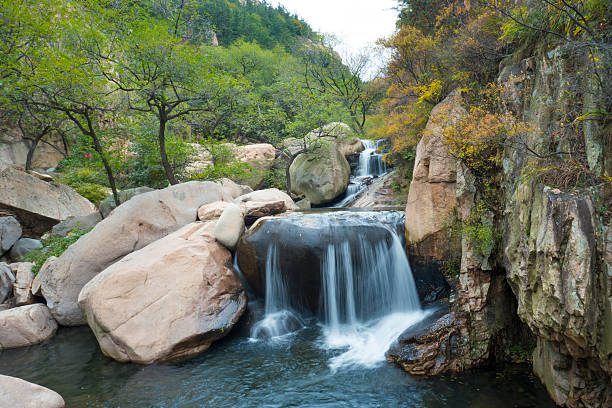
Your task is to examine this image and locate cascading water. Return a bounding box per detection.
[357,139,388,177]
[250,244,304,340]
[248,211,427,369]
[331,139,389,207]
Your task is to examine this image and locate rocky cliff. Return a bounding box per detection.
[395,44,611,408]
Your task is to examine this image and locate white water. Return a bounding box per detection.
[319,224,425,369]
[250,244,305,340]
[332,139,389,207]
[250,212,425,369]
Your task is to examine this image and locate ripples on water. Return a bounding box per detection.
[0,325,555,407]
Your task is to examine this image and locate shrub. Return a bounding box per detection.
[70,182,109,207]
[21,227,91,274]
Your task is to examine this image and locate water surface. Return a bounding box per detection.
[0,325,555,408]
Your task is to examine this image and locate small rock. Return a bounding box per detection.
[98,187,155,218]
[0,304,58,349]
[214,203,245,250]
[244,201,286,225]
[235,188,297,211]
[51,212,102,238]
[296,198,311,209]
[31,257,55,297]
[0,216,22,254]
[13,263,34,306]
[0,264,15,304]
[0,374,65,408]
[9,238,42,260]
[197,201,230,221]
[28,170,54,182]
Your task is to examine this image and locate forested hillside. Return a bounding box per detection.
[0,0,371,203]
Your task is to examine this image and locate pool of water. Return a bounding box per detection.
[0,323,555,408]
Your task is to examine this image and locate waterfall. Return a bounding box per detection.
[357,139,388,177]
[331,139,389,207]
[249,211,426,368]
[250,244,304,340]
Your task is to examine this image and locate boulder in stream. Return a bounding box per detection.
[0,304,58,349]
[78,222,247,364]
[39,181,236,326]
[289,145,350,205]
[0,375,65,408]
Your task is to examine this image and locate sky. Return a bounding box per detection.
[268,0,399,77]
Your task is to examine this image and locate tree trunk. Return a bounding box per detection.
[84,113,120,207]
[158,114,178,185]
[25,130,48,171]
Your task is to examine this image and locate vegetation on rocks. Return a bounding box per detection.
[21,227,91,274]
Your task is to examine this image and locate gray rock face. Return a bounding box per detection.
[51,212,102,238]
[289,145,350,205]
[0,375,65,408]
[0,304,58,349]
[39,181,236,326]
[213,203,245,250]
[0,216,22,254]
[0,264,15,304]
[0,167,96,236]
[78,222,247,364]
[98,187,155,218]
[9,238,42,260]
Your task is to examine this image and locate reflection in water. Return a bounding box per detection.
[0,326,555,408]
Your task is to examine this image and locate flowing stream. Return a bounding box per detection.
[331,139,389,207]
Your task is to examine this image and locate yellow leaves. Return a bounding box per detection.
[416,80,443,105]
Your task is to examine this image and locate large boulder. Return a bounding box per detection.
[213,204,245,250]
[289,145,351,205]
[98,187,155,218]
[0,167,96,236]
[9,238,42,260]
[38,181,236,326]
[0,216,22,255]
[0,375,65,408]
[0,263,15,304]
[234,188,297,211]
[0,304,58,349]
[404,90,466,261]
[50,212,102,238]
[78,222,247,364]
[233,143,276,189]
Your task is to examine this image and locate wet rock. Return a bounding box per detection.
[289,145,350,205]
[51,212,102,238]
[78,222,247,364]
[386,305,458,375]
[0,304,58,349]
[98,187,155,218]
[39,181,235,326]
[214,203,245,250]
[0,375,65,408]
[0,167,96,236]
[9,238,42,260]
[0,263,15,304]
[0,216,22,255]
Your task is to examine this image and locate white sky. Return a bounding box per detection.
[268,0,399,77]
